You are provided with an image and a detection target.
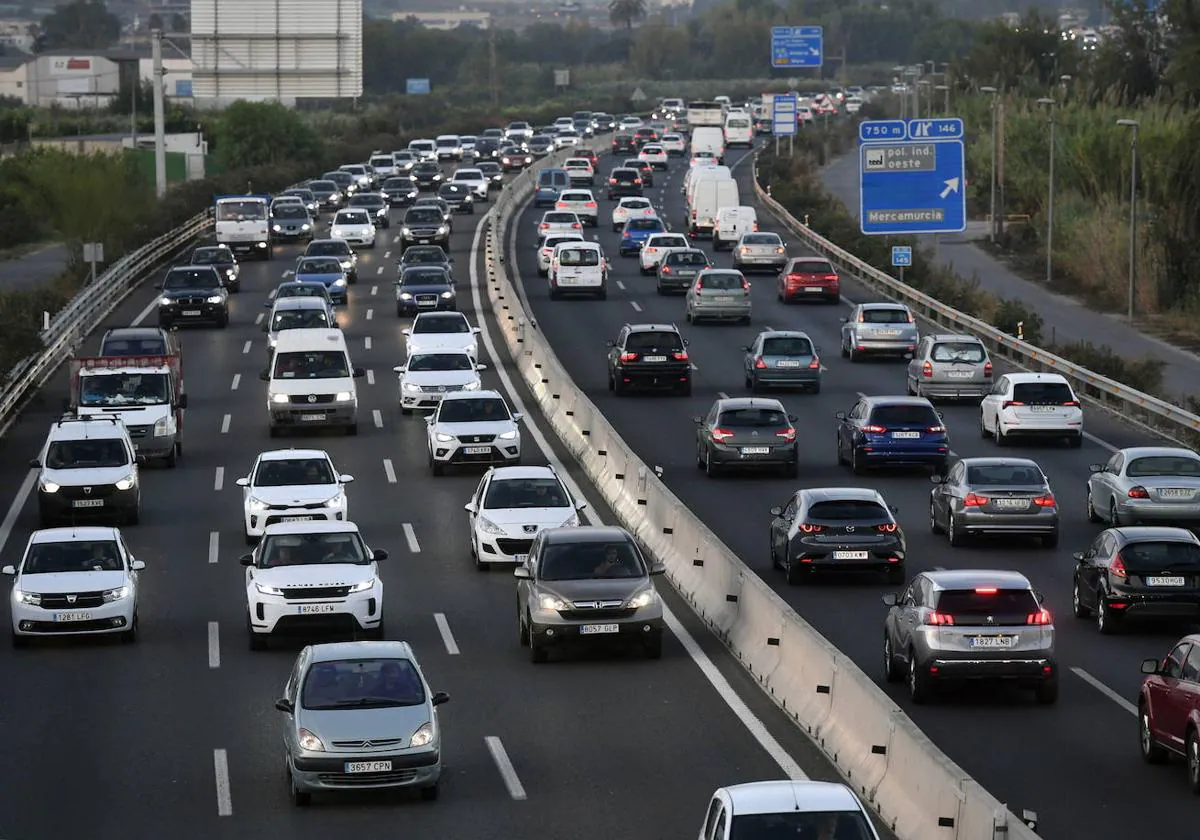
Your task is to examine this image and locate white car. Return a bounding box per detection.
[265,295,337,353]
[329,209,376,249]
[435,134,462,161]
[235,449,353,543]
[553,128,580,149]
[620,116,644,130]
[536,210,583,241]
[242,521,386,648]
[610,197,657,232]
[4,526,143,644]
[537,232,585,277]
[698,781,882,840]
[638,144,669,169]
[979,372,1084,447]
[451,168,489,201]
[690,151,717,168]
[404,311,481,359]
[555,190,598,228]
[661,133,687,156]
[844,96,864,114]
[394,351,486,415]
[426,390,522,475]
[553,117,575,130]
[459,135,477,155]
[409,139,437,161]
[563,158,595,186]
[639,232,690,275]
[464,466,585,568]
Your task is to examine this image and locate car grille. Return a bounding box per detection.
[56,484,119,500]
[166,296,209,307]
[457,434,496,443]
[560,604,635,620]
[40,592,105,609]
[330,737,406,749]
[409,228,439,237]
[289,394,336,404]
[317,769,419,786]
[279,586,353,600]
[419,384,462,393]
[125,425,152,440]
[415,294,440,307]
[265,502,328,511]
[496,538,534,554]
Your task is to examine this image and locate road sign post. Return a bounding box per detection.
[859,117,966,236]
[83,242,104,285]
[772,93,797,157]
[891,245,912,284]
[771,26,823,69]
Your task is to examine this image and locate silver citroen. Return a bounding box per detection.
[906,334,993,400]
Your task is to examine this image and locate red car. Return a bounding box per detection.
[575,148,599,168]
[1139,633,1200,789]
[778,256,840,304]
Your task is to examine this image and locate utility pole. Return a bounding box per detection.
[996,98,1006,238]
[488,20,498,108]
[151,28,167,198]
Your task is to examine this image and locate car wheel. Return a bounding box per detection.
[529,623,548,663]
[995,422,1008,446]
[268,425,281,438]
[345,423,357,437]
[1068,434,1083,449]
[1086,487,1102,522]
[883,633,901,683]
[850,447,867,475]
[980,411,991,438]
[1140,704,1167,763]
[248,620,267,651]
[929,502,944,534]
[1110,500,1126,526]
[245,531,257,546]
[1072,576,1092,617]
[947,511,964,546]
[704,447,720,477]
[784,557,806,585]
[430,457,445,477]
[840,339,849,358]
[11,631,28,648]
[290,771,311,807]
[908,653,931,704]
[125,508,140,526]
[518,608,529,646]
[835,435,847,465]
[163,444,178,468]
[1097,592,1120,634]
[1188,730,1200,792]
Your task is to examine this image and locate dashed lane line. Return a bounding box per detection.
[484,736,527,801]
[434,612,460,655]
[383,458,397,484]
[208,621,220,669]
[208,531,219,564]
[220,414,231,434]
[213,467,224,492]
[403,523,421,553]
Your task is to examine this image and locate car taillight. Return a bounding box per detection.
[1062,400,1080,407]
[924,612,954,626]
[824,274,838,283]
[742,280,751,291]
[609,178,618,184]
[922,361,933,378]
[711,428,735,441]
[1033,494,1056,507]
[964,493,989,507]
[1026,609,1052,625]
[799,523,823,534]
[926,425,945,433]
[809,357,820,369]
[633,178,642,184]
[619,352,638,362]
[1111,555,1128,578]
[877,523,898,533]
[672,351,688,361]
[861,424,887,434]
[1002,400,1025,409]
[753,356,767,370]
[983,361,993,377]
[661,266,672,274]
[586,201,596,208]
[572,223,581,229]
[1128,486,1149,499]
[539,223,549,230]
[777,428,796,442]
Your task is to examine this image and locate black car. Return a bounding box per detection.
[607,323,691,396]
[157,266,229,328]
[398,245,453,277]
[611,132,638,155]
[474,137,501,159]
[633,126,659,148]
[307,179,342,211]
[607,167,643,200]
[98,326,179,357]
[769,487,906,585]
[623,158,654,187]
[281,188,319,216]
[475,161,504,190]
[269,203,315,244]
[528,135,553,156]
[413,197,453,227]
[324,170,356,196]
[438,182,475,215]
[399,207,450,252]
[189,244,241,292]
[381,176,420,207]
[412,162,445,191]
[657,248,710,295]
[347,192,391,228]
[500,146,533,171]
[395,266,457,316]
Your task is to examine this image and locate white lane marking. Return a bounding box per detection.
[0,471,37,556]
[931,565,946,571]
[366,309,374,321]
[403,523,421,553]
[616,280,626,290]
[484,736,527,800]
[630,301,642,312]
[213,749,233,816]
[1085,432,1117,452]
[208,621,221,668]
[856,391,866,399]
[366,369,375,385]
[213,467,225,492]
[370,285,378,296]
[372,409,383,429]
[133,296,157,325]
[434,612,460,654]
[208,531,219,564]
[472,201,808,782]
[220,414,231,434]
[255,312,264,326]
[376,265,384,274]
[1072,666,1137,716]
[383,458,397,483]
[384,251,391,259]
[242,340,252,355]
[269,288,278,299]
[231,373,241,391]
[690,363,699,371]
[717,391,729,399]
[365,336,373,350]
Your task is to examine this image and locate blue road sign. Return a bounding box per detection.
[859,139,966,235]
[771,26,823,68]
[860,120,906,143]
[175,79,193,98]
[906,118,964,140]
[772,93,797,137]
[891,246,913,267]
[406,78,431,95]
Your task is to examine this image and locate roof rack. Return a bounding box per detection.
[56,413,122,428]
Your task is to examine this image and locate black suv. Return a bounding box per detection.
[99,326,180,357]
[382,176,419,207]
[607,323,691,396]
[412,161,444,191]
[607,168,643,200]
[623,158,654,187]
[156,266,229,328]
[189,244,240,292]
[399,206,450,252]
[611,132,637,155]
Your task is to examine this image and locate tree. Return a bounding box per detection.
[212,101,322,170]
[40,0,121,50]
[147,13,163,31]
[609,0,646,31]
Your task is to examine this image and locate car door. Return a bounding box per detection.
[890,577,924,655]
[770,495,799,559]
[519,533,545,607]
[1176,645,1200,744]
[982,376,1007,429]
[1151,642,1193,748]
[908,337,932,389]
[1076,532,1113,609]
[839,399,866,452]
[842,306,861,344]
[698,401,720,454]
[743,334,763,377]
[1096,452,1124,512]
[608,326,628,372]
[933,461,964,525]
[467,473,489,530]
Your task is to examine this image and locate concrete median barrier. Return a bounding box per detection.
[873,715,968,837]
[819,666,895,800]
[770,613,839,737]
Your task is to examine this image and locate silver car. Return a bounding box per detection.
[906,334,993,400]
[882,569,1058,704]
[743,329,821,393]
[929,457,1059,548]
[275,641,449,805]
[685,269,751,324]
[731,232,788,273]
[840,302,919,361]
[1087,446,1200,526]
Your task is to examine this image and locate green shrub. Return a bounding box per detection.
[1048,340,1166,395]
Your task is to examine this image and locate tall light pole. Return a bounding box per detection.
[1038,97,1057,287]
[1117,118,1140,323]
[981,86,999,242]
[151,28,167,199]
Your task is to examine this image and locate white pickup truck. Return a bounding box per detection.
[214,195,271,260]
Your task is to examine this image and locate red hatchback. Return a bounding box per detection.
[576,148,599,168]
[1139,634,1200,789]
[779,256,840,304]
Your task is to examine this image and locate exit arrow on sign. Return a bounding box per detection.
[939,177,960,199]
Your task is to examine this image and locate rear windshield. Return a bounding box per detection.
[935,589,1039,621]
[700,273,743,290]
[626,332,682,352]
[965,464,1045,486]
[1119,540,1200,571]
[730,812,875,840]
[101,336,166,355]
[808,500,888,520]
[621,199,651,210]
[408,353,473,372]
[718,407,788,427]
[869,404,938,426]
[538,541,643,581]
[557,248,600,266]
[406,209,443,224]
[413,314,469,333]
[612,170,638,181]
[538,171,568,185]
[791,260,834,275]
[667,252,708,267]
[742,234,778,245]
[273,309,330,331]
[543,236,582,250]
[1011,381,1074,404]
[627,219,661,231]
[1126,456,1200,477]
[307,241,350,256]
[545,213,575,223]
[762,337,812,356]
[932,342,986,363]
[862,308,911,324]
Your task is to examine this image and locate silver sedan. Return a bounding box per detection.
[731,232,788,273]
[930,457,1059,548]
[1087,446,1200,526]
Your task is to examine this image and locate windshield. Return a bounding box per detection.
[216,201,267,221]
[272,309,330,331]
[302,658,424,710]
[437,138,458,147]
[370,157,392,168]
[79,372,170,407]
[384,179,415,191]
[307,241,351,258]
[193,247,232,264]
[45,439,129,469]
[253,457,335,486]
[668,252,708,267]
[868,405,938,426]
[164,268,220,289]
[403,248,447,265]
[414,314,468,334]
[808,500,888,521]
[718,407,788,427]
[1012,381,1075,404]
[100,335,166,355]
[341,166,366,175]
[862,308,911,324]
[349,196,383,208]
[742,234,778,245]
[272,350,349,380]
[297,258,342,275]
[408,353,473,372]
[932,342,985,363]
[335,211,370,225]
[935,589,1040,619]
[272,205,308,220]
[538,540,643,580]
[438,397,509,423]
[23,540,123,574]
[277,284,327,299]
[484,477,569,509]
[308,181,336,194]
[401,270,450,287]
[626,332,682,351]
[544,236,582,250]
[1127,456,1200,477]
[729,811,875,840]
[727,118,751,128]
[763,337,813,356]
[1119,540,1200,571]
[966,463,1045,486]
[259,532,367,568]
[545,213,575,223]
[406,209,443,225]
[454,171,482,181]
[557,248,600,266]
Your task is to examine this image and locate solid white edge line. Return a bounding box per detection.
[484,736,527,800]
[372,409,384,429]
[207,621,220,668]
[220,414,231,434]
[470,204,807,781]
[208,531,219,564]
[213,749,233,816]
[433,612,460,655]
[231,373,241,391]
[382,458,397,483]
[1071,666,1137,716]
[402,522,421,553]
[213,467,224,492]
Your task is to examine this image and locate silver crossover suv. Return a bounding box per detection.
[906,334,993,400]
[841,302,919,361]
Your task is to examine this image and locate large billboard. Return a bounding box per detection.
[189,0,362,99]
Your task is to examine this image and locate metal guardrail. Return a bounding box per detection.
[751,159,1200,446]
[0,210,213,439]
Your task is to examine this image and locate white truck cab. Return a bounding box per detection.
[70,354,186,467]
[214,196,271,260]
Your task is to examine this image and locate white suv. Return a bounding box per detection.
[426,390,522,475]
[235,449,354,544]
[465,466,585,569]
[639,232,689,275]
[555,190,599,227]
[241,521,386,649]
[451,168,489,200]
[33,415,141,528]
[4,526,144,645]
[979,372,1084,447]
[403,311,481,359]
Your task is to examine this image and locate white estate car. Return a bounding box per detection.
[426,390,523,475]
[235,449,354,543]
[451,168,490,201]
[638,143,669,169]
[395,351,486,415]
[661,133,687,156]
[537,232,585,277]
[329,209,377,249]
[610,197,657,232]
[403,311,481,359]
[4,526,143,644]
[563,158,595,186]
[554,190,599,227]
[464,466,585,568]
[536,210,583,242]
[698,781,881,840]
[241,520,386,648]
[639,232,689,274]
[979,372,1084,447]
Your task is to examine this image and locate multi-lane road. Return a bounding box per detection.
[0,165,894,840]
[512,147,1198,839]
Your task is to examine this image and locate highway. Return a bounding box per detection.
[0,164,886,839]
[511,146,1197,839]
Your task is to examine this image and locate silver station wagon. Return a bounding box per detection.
[906,334,992,400]
[841,303,919,361]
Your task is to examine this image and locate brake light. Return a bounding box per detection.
[926,425,945,433]
[1033,494,1056,507]
[1062,400,1080,407]
[742,279,751,291]
[572,223,581,229]
[857,312,865,322]
[754,357,767,369]
[907,313,915,323]
[1111,555,1128,578]
[711,428,735,441]
[634,178,642,185]
[861,424,887,434]
[619,352,638,362]
[539,223,549,230]
[672,350,689,361]
[975,587,998,594]
[964,493,989,507]
[983,361,993,377]
[925,612,954,626]
[1127,486,1149,499]
[799,523,824,534]
[662,266,672,274]
[808,357,820,369]
[877,523,898,533]
[1026,609,1052,625]
[609,177,617,184]
[777,427,796,442]
[1002,400,1025,409]
[824,274,838,282]
[922,361,933,378]
[586,201,596,208]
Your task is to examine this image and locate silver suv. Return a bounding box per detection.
[906,334,992,400]
[840,302,919,361]
[882,569,1057,704]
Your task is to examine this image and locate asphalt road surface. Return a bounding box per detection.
[0,243,69,291]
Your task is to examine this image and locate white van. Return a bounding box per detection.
[685,165,732,209]
[723,113,753,148]
[691,126,726,164]
[263,328,364,436]
[690,179,740,237]
[713,206,758,250]
[549,240,607,300]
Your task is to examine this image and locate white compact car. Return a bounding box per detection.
[465,466,585,568]
[979,372,1084,447]
[403,311,481,359]
[555,190,599,227]
[4,526,143,644]
[242,521,386,648]
[638,144,669,169]
[236,449,354,543]
[536,211,583,241]
[698,781,881,840]
[661,133,687,156]
[451,168,490,201]
[329,209,377,249]
[426,390,522,475]
[395,351,486,414]
[549,240,607,300]
[409,139,437,161]
[563,159,595,186]
[610,197,657,232]
[639,232,690,275]
[690,151,717,169]
[265,296,337,353]
[537,232,585,277]
[553,128,580,149]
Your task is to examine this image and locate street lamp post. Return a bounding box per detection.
[1117,118,1140,322]
[981,86,999,242]
[1038,97,1057,287]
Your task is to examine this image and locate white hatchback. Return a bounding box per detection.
[330,209,377,249]
[536,232,585,277]
[394,350,486,415]
[236,449,353,543]
[639,232,690,275]
[536,210,583,241]
[979,372,1084,447]
[451,168,489,200]
[403,311,481,359]
[661,133,687,156]
[555,190,599,227]
[610,197,657,232]
[464,466,585,569]
[638,144,669,169]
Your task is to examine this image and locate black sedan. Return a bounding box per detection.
[382,176,420,207]
[395,266,457,316]
[399,245,453,277]
[476,161,504,190]
[347,192,391,228]
[438,182,475,215]
[412,162,445,191]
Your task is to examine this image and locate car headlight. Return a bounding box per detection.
[206,294,224,304]
[270,393,289,404]
[332,228,345,237]
[340,260,353,270]
[333,277,347,286]
[408,191,417,198]
[437,226,448,235]
[348,578,375,593]
[410,721,435,748]
[297,728,325,751]
[102,585,131,603]
[301,223,311,231]
[324,494,345,509]
[401,227,412,236]
[433,174,443,180]
[255,582,283,596]
[434,432,455,442]
[272,224,282,232]
[153,415,175,437]
[627,588,657,609]
[247,497,267,511]
[498,429,518,441]
[502,157,511,164]
[15,589,41,606]
[440,290,453,299]
[268,335,278,347]
[402,380,421,392]
[334,391,353,402]
[537,592,571,611]
[158,296,172,306]
[226,268,236,277]
[476,516,505,536]
[399,292,414,300]
[40,480,60,493]
[463,379,481,391]
[114,475,136,491]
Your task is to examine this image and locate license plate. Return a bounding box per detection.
[1160,489,1193,498]
[992,498,1028,509]
[1030,406,1056,413]
[301,414,326,422]
[776,360,801,368]
[741,447,770,455]
[946,370,974,379]
[1146,576,1186,586]
[462,446,491,455]
[345,761,392,774]
[54,612,92,622]
[579,624,620,635]
[513,554,528,563]
[298,604,338,614]
[832,550,869,560]
[72,499,104,508]
[418,239,430,244]
[181,309,202,316]
[643,355,667,362]
[713,296,734,303]
[803,287,823,293]
[891,431,921,439]
[969,635,1015,648]
[877,329,901,336]
[281,516,314,523]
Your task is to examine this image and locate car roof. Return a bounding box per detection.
[627,323,680,333]
[1110,526,1200,544]
[861,395,934,407]
[553,240,599,250]
[47,416,129,441]
[309,640,416,664]
[488,465,558,481]
[103,326,167,339]
[799,487,885,502]
[441,389,503,403]
[258,448,330,462]
[262,520,360,536]
[1117,446,1200,460]
[30,525,121,544]
[957,456,1043,470]
[928,333,983,343]
[542,525,630,544]
[716,397,787,412]
[272,328,347,353]
[308,238,350,248]
[1004,372,1069,384]
[272,296,329,310]
[923,569,1033,590]
[723,781,863,815]
[759,329,811,340]
[859,302,910,311]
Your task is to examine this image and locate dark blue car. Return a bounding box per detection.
[293,256,349,304]
[619,217,667,256]
[394,266,457,316]
[835,395,950,474]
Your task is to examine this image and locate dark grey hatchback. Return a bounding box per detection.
[656,248,710,295]
[694,397,798,477]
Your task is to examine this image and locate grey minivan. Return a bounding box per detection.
[840,302,919,361]
[535,168,570,207]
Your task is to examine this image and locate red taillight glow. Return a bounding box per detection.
[742,280,751,291]
[983,361,994,377]
[539,223,549,230]
[964,493,989,507]
[877,523,898,533]
[1027,609,1052,625]
[586,201,596,208]
[672,351,689,361]
[861,424,887,434]
[809,357,820,369]
[661,266,672,274]
[975,587,998,594]
[1033,494,1056,507]
[1062,400,1080,407]
[609,178,618,184]
[927,425,945,433]
[572,223,581,229]
[922,361,933,378]
[925,612,954,626]
[1111,555,1128,578]
[711,428,735,441]
[633,178,642,185]
[618,352,638,362]
[1002,400,1025,409]
[777,428,797,442]
[754,357,767,369]
[799,523,823,534]
[1128,486,1149,499]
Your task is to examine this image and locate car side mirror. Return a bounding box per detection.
[692,415,703,424]
[393,366,406,373]
[1141,659,1161,675]
[1073,551,1086,562]
[930,474,944,484]
[472,327,481,334]
[513,566,532,579]
[432,690,450,706]
[154,283,163,289]
[373,549,389,561]
[274,698,294,713]
[28,459,40,469]
[513,413,524,422]
[813,345,821,353]
[1033,590,1044,604]
[1088,464,1103,473]
[259,370,270,381]
[606,340,615,347]
[339,474,355,484]
[476,363,488,371]
[576,500,588,511]
[239,554,254,566]
[741,345,751,352]
[834,411,847,420]
[889,505,898,514]
[263,301,273,307]
[840,317,849,323]
[769,506,783,516]
[402,328,411,336]
[1,565,15,576]
[353,367,365,378]
[649,562,667,576]
[235,477,250,487]
[881,593,899,606]
[178,393,189,409]
[131,560,146,571]
[464,502,477,513]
